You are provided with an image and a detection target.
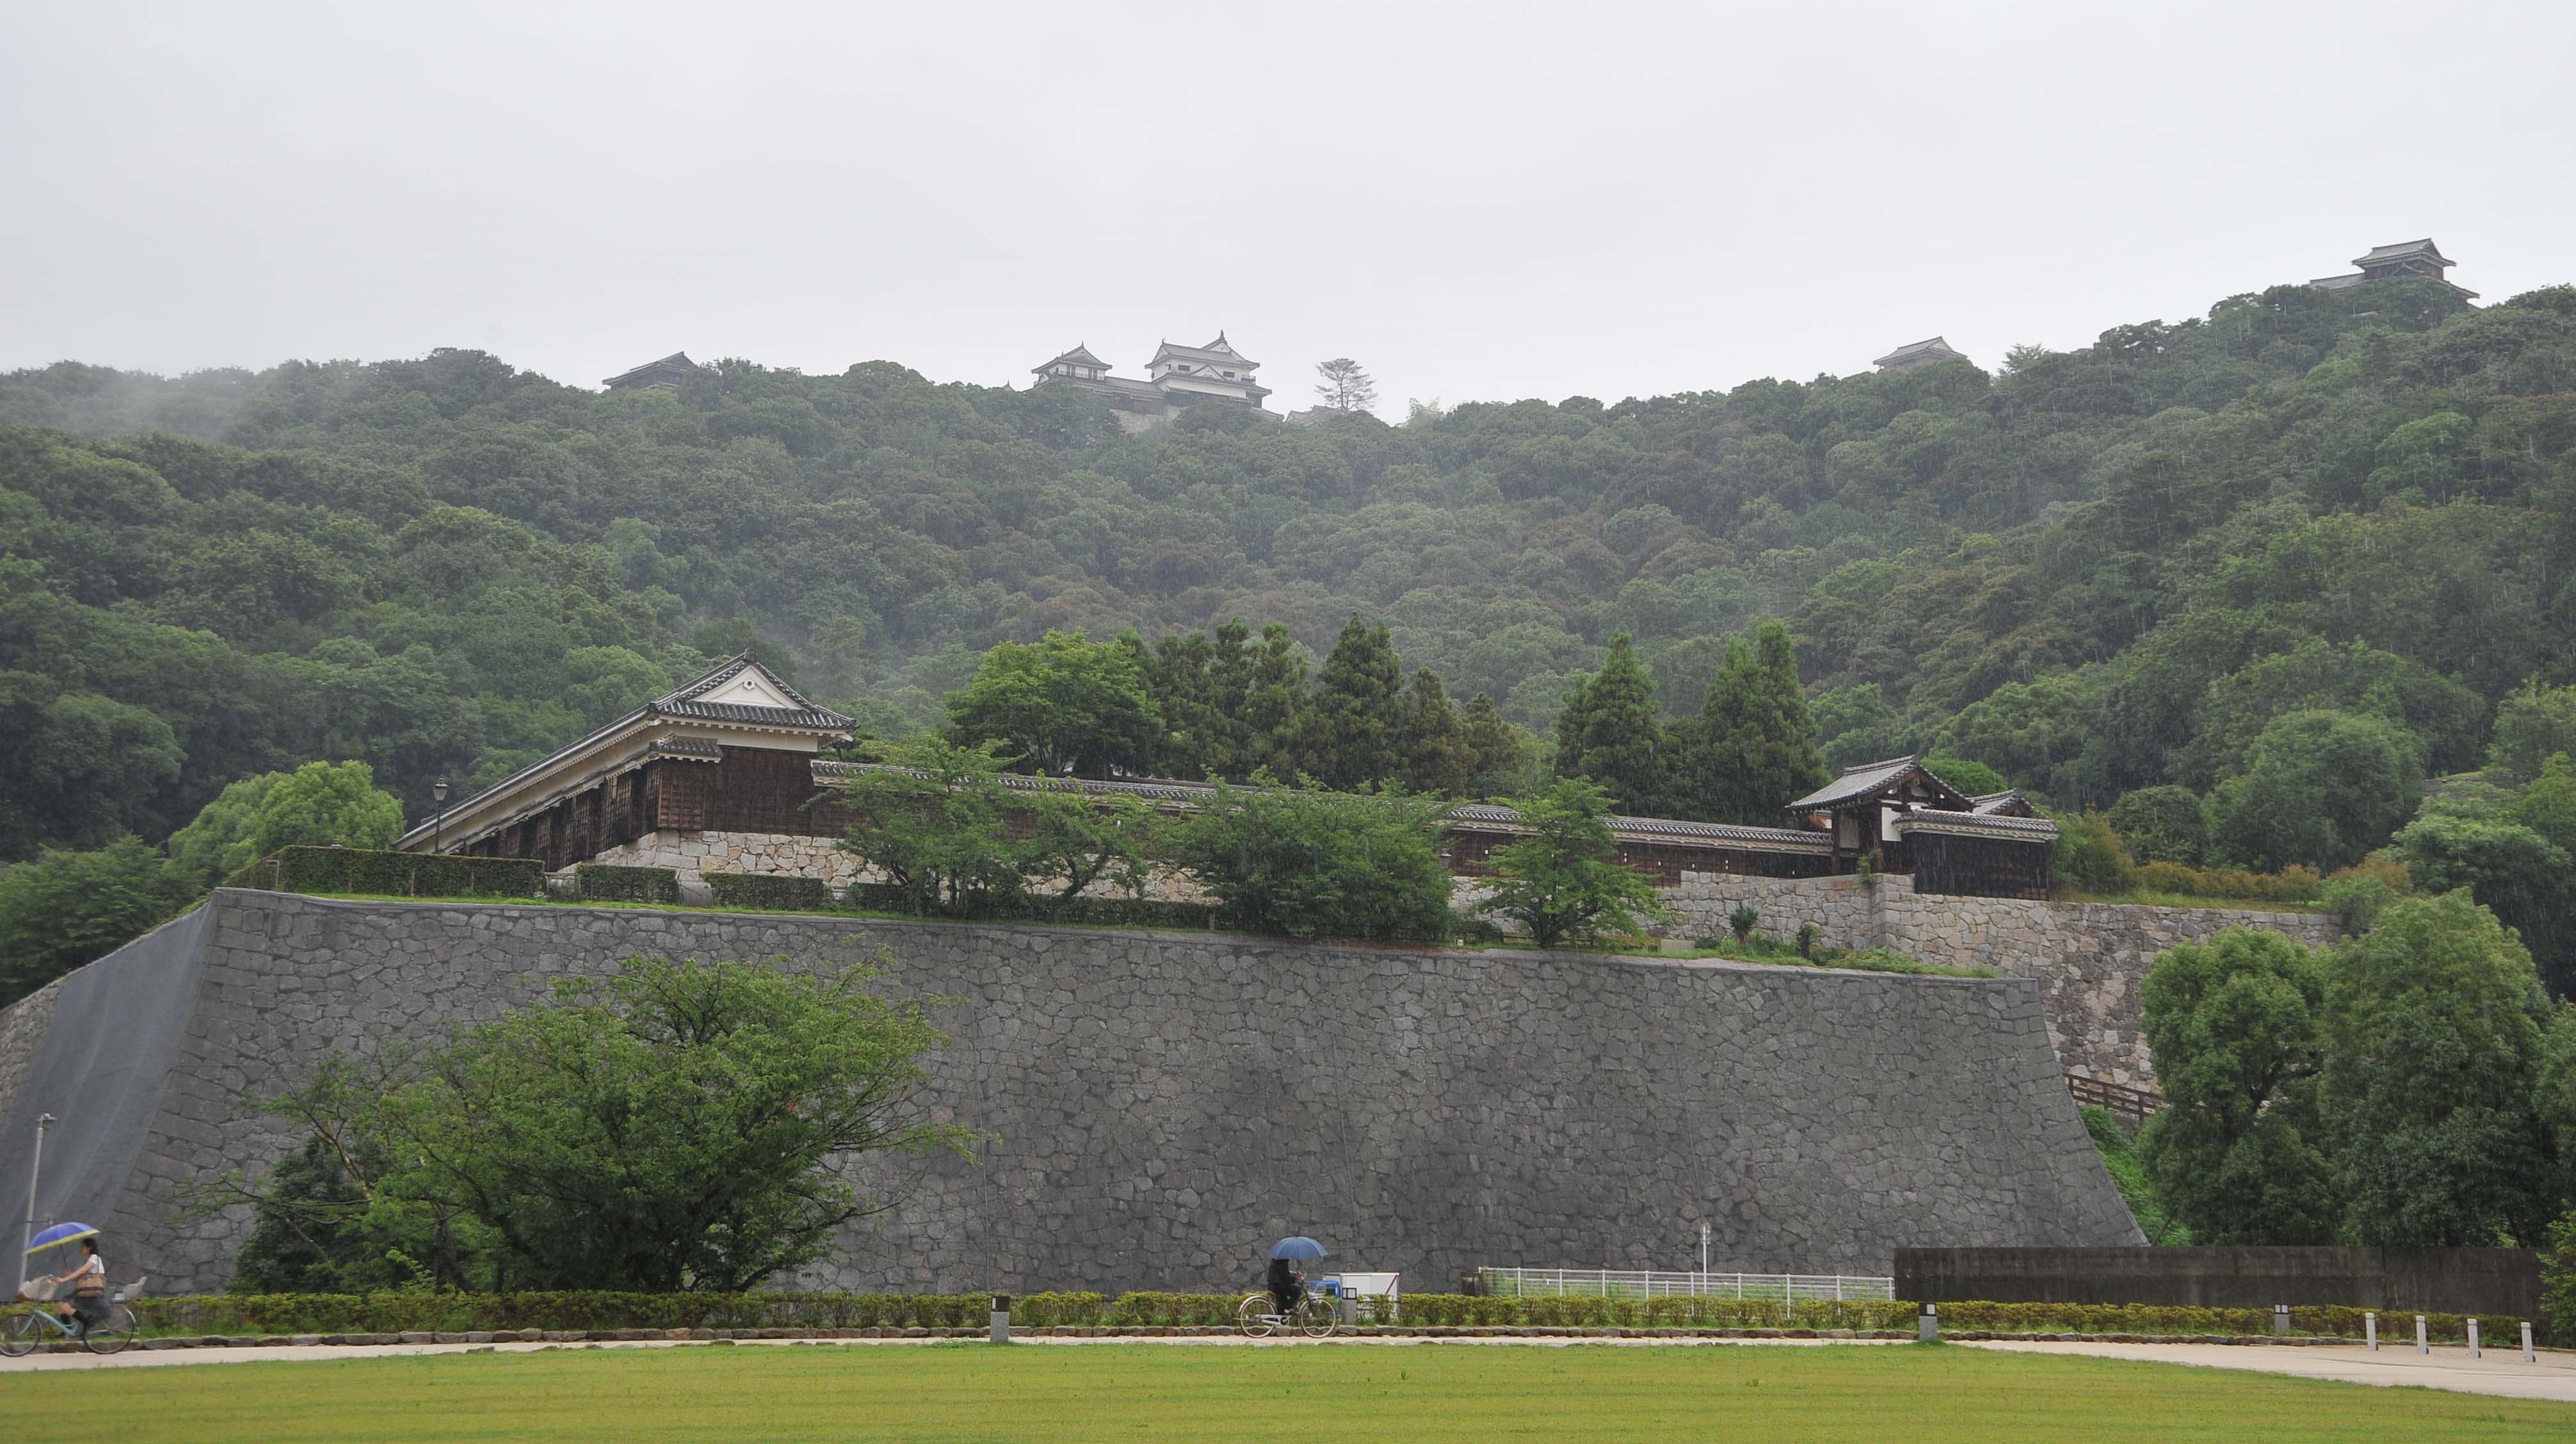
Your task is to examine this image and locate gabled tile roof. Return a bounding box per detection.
[602,351,700,387]
[652,654,852,731]
[1787,756,1926,812]
[1036,344,1109,372]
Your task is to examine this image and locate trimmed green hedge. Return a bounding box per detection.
[1413,1294,2525,1339]
[574,863,680,904]
[842,882,1218,931]
[224,847,545,899]
[705,873,833,912]
[139,1291,1109,1336]
[120,1290,2536,1340]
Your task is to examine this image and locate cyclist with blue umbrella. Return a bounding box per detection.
[1266,1235,1326,1317]
[26,1223,106,1334]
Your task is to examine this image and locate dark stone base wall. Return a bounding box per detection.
[8,891,2141,1296]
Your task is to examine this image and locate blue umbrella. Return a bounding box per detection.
[1269,1236,1328,1261]
[25,1223,97,1256]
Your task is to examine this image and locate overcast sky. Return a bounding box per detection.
[5,1,2570,415]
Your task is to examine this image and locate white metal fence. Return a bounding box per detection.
[1478,1268,1895,1303]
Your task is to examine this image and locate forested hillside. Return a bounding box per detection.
[4,275,2575,990]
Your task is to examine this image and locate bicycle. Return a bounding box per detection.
[1236,1289,1339,1339]
[1,1277,145,1358]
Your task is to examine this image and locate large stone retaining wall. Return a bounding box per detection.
[0,890,2139,1296]
[1652,876,2340,1087]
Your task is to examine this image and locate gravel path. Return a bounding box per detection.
[1963,1339,2576,1403]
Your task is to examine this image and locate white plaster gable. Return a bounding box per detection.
[699,669,796,709]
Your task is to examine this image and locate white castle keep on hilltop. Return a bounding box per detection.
[1033,334,1275,433]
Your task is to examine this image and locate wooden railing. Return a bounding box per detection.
[2067,1071,2164,1123]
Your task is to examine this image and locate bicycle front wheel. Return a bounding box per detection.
[82,1306,138,1355]
[1236,1293,1277,1339]
[1297,1296,1339,1338]
[0,1311,46,1358]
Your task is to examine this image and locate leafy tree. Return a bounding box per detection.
[2392,814,2576,1000]
[2051,809,2137,895]
[833,739,1028,911]
[1291,615,1406,790]
[1393,668,1471,796]
[2322,891,2557,1247]
[0,837,195,1006]
[2137,927,2339,1244]
[2492,683,2576,783]
[1312,358,1378,412]
[1015,788,1162,900]
[2107,785,2208,865]
[1674,621,1824,824]
[0,671,184,859]
[1811,684,1910,771]
[246,760,406,860]
[1554,633,1666,815]
[229,954,975,1291]
[2206,709,2422,872]
[1169,779,1454,941]
[165,771,286,888]
[1473,778,1670,948]
[945,629,1161,778]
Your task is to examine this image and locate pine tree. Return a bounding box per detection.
[1136,629,1214,778]
[1394,668,1472,796]
[1199,620,1257,779]
[1232,622,1309,780]
[1682,620,1826,824]
[1460,693,1528,794]
[1292,615,1405,789]
[1552,633,1666,814]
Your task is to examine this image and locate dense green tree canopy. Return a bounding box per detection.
[2137,927,2338,1244]
[944,629,1160,777]
[2322,891,2560,1247]
[6,273,2576,988]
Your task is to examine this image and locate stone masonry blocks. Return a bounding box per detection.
[79,890,2136,1294]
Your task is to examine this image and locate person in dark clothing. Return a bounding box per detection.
[1265,1256,1303,1315]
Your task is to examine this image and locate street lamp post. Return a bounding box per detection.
[20,1112,55,1269]
[431,776,449,855]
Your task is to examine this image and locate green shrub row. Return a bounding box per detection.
[705,873,834,912]
[225,847,545,899]
[843,882,1220,931]
[138,1291,1107,1335]
[2132,860,2324,904]
[572,863,680,904]
[125,1290,2540,1340]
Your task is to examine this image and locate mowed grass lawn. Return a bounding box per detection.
[1,1342,2568,1442]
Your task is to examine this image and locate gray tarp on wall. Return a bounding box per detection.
[0,904,211,1281]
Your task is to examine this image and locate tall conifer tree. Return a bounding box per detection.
[1293,614,1405,789]
[1231,622,1307,779]
[1551,633,1666,814]
[1394,668,1471,796]
[1461,692,1528,793]
[1681,619,1826,824]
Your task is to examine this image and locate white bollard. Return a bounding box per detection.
[2523,1322,2536,1363]
[990,1294,1011,1344]
[2415,1315,2428,1356]
[2365,1312,2377,1351]
[2468,1318,2480,1358]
